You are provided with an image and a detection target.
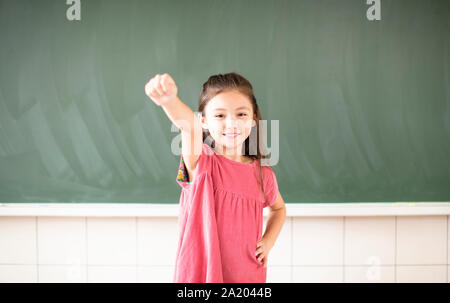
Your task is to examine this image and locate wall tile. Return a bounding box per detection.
[263,217,291,266]
[396,265,447,283]
[397,216,447,265]
[266,266,291,283]
[344,266,395,283]
[293,217,343,265]
[137,266,174,283]
[1,214,448,283]
[292,266,343,283]
[37,217,86,265]
[137,217,177,266]
[345,216,395,265]
[38,265,87,283]
[0,217,36,264]
[0,265,37,283]
[87,217,136,265]
[87,266,136,283]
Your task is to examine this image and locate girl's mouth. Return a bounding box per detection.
[223,132,240,138]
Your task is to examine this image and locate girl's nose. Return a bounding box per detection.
[225,117,238,128]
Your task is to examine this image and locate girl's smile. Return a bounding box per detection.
[223,130,241,139]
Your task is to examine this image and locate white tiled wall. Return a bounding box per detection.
[0,216,448,283]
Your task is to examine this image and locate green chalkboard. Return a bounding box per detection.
[0,0,449,203]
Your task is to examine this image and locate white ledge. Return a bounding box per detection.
[0,202,449,217]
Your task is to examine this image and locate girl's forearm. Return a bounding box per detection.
[161,96,196,133]
[262,208,286,248]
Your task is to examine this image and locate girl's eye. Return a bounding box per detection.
[215,113,246,118]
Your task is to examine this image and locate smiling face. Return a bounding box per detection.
[202,90,256,156]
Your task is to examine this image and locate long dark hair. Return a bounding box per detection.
[198,72,271,204]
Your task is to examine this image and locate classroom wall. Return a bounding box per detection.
[0,215,449,283]
[1,0,449,205]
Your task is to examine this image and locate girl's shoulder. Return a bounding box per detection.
[176,143,214,189]
[258,160,278,190]
[259,158,276,173]
[259,161,279,208]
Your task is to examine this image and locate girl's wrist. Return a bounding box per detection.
[159,96,178,107]
[261,235,275,249]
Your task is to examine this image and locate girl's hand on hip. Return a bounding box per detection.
[255,238,274,268]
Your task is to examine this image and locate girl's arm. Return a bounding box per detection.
[145,73,203,176]
[160,96,197,133]
[263,191,286,248]
[145,73,195,132]
[256,191,286,267]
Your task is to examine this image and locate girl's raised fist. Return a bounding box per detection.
[145,73,178,106]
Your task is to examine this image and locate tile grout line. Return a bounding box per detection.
[394,216,397,283]
[342,216,345,283]
[36,217,39,283]
[290,217,293,282]
[86,217,88,282]
[136,217,138,283]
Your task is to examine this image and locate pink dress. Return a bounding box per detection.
[173,143,279,283]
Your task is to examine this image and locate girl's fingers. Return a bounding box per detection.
[145,73,178,107]
[150,78,159,97]
[257,253,264,262]
[161,74,168,93]
[145,77,156,96]
[149,91,158,100]
[155,82,164,96]
[154,75,165,96]
[144,81,151,96]
[262,255,267,267]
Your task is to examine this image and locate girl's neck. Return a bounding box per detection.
[213,143,251,163]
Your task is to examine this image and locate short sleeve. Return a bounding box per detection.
[176,154,192,189]
[263,167,279,208]
[176,143,209,190]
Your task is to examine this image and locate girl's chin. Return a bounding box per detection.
[217,139,243,148]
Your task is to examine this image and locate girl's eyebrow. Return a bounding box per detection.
[214,106,250,111]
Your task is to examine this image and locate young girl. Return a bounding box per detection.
[145,72,286,283]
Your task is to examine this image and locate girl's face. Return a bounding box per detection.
[202,90,256,155]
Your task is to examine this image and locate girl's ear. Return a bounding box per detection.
[201,116,208,130]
